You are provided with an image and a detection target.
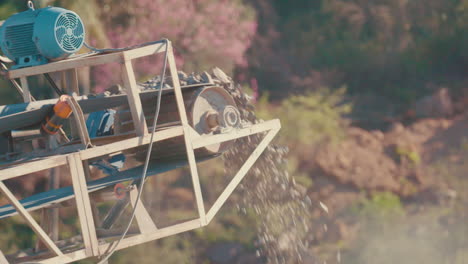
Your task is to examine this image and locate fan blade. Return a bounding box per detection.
[73,26,84,38]
[63,35,73,50]
[59,34,67,46]
[63,15,71,28]
[56,25,67,31]
[70,18,79,30]
[55,26,67,41]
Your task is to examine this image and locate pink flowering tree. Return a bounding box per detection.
[91,0,257,92]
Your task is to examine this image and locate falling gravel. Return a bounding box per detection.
[142,68,320,263]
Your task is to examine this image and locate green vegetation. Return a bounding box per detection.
[352,192,404,222]
[0,218,35,254]
[256,88,350,193]
[112,236,195,264]
[194,209,258,247]
[258,0,468,104]
[395,145,421,165]
[256,87,351,147]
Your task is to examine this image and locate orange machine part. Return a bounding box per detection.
[41,95,73,135]
[53,95,73,119]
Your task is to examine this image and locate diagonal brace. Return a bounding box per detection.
[205,126,280,223]
[0,181,63,256]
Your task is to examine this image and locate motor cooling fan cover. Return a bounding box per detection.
[34,7,85,60]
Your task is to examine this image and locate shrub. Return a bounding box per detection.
[90,0,257,92]
[256,86,351,147]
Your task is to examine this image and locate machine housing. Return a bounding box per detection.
[0,6,85,69]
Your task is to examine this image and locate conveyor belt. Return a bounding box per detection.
[0,84,207,134]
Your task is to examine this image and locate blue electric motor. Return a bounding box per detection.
[0,2,85,69]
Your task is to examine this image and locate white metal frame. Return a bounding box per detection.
[0,41,281,263]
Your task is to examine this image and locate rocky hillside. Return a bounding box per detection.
[303,108,468,263]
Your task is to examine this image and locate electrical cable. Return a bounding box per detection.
[83,39,167,53]
[96,38,169,264]
[43,73,65,96]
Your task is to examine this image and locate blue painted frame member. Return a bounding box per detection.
[0,157,214,219]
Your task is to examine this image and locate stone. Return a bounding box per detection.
[213,67,231,84]
[412,88,453,118]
